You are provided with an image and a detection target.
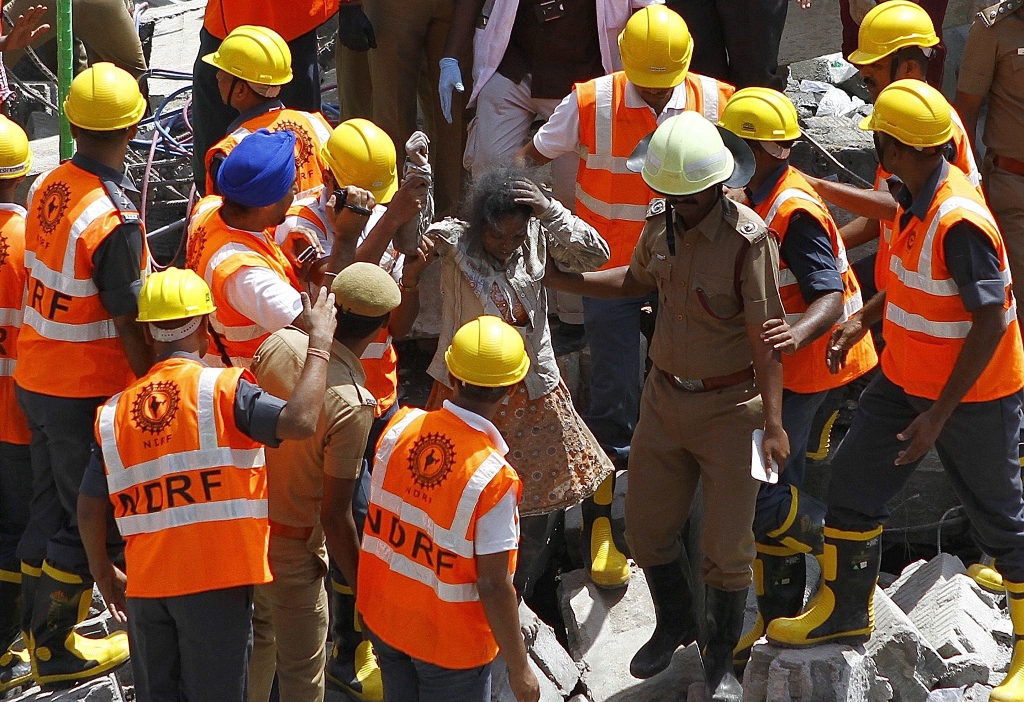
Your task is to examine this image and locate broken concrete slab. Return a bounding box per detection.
[867,586,944,702]
[743,642,892,702]
[8,673,126,701]
[491,655,564,702]
[529,609,581,695]
[886,554,966,612]
[964,683,992,702]
[936,655,991,689]
[559,567,704,701]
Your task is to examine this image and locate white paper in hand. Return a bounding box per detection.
[751,428,779,484]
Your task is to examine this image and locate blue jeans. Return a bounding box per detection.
[582,294,656,462]
[369,630,492,702]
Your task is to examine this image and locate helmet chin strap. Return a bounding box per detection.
[149,316,202,342]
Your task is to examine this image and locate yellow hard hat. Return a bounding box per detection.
[719,87,801,142]
[64,62,146,131]
[618,5,693,89]
[630,111,755,196]
[137,267,217,323]
[445,315,530,388]
[322,119,398,204]
[859,79,952,148]
[0,116,32,179]
[847,0,939,65]
[202,25,293,86]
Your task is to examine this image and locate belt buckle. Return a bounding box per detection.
[674,376,705,392]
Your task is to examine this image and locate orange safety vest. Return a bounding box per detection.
[203,0,341,42]
[96,356,271,598]
[15,162,149,398]
[576,70,735,269]
[874,105,982,292]
[357,406,522,669]
[205,108,333,198]
[277,190,400,415]
[360,329,398,417]
[186,196,300,365]
[0,205,30,445]
[754,167,878,393]
[881,165,1024,402]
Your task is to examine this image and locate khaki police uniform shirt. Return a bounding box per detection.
[252,328,377,528]
[629,195,785,380]
[958,1,1024,160]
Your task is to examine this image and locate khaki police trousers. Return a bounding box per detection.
[247,532,329,702]
[4,0,147,77]
[984,155,1024,327]
[336,0,466,216]
[625,370,763,592]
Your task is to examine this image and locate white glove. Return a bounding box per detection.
[405,131,430,167]
[438,57,464,124]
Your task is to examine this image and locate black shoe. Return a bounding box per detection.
[630,557,698,679]
[0,568,31,692]
[702,587,746,702]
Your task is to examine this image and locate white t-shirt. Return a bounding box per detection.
[533,78,692,160]
[224,266,303,333]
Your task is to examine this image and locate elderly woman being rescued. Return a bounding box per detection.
[425,167,625,613]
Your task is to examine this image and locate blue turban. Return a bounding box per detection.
[217,128,296,208]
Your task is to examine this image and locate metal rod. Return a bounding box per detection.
[800,129,874,189]
[57,0,73,159]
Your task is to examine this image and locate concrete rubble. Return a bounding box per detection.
[748,553,1013,702]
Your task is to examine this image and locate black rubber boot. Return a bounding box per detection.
[767,525,882,647]
[702,587,746,702]
[325,572,381,701]
[0,566,31,692]
[30,561,128,687]
[629,556,698,679]
[733,549,806,672]
[755,486,826,556]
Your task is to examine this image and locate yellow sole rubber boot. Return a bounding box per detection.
[992,581,1024,702]
[967,563,1004,593]
[0,646,31,692]
[334,640,383,702]
[33,630,130,687]
[766,526,880,649]
[589,517,630,589]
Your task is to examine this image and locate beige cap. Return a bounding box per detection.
[331,262,402,317]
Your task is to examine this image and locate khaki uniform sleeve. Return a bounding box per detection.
[958,19,999,96]
[322,395,374,480]
[628,222,658,288]
[741,233,785,326]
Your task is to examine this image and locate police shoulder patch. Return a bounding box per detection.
[979,0,1021,26]
[646,198,666,219]
[101,178,141,225]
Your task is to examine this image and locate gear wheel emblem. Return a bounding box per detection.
[130,380,181,435]
[408,432,456,490]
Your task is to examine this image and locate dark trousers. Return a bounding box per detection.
[582,294,656,462]
[756,388,830,516]
[827,372,1024,580]
[127,585,255,702]
[191,27,322,192]
[665,0,789,90]
[15,387,110,573]
[368,630,492,702]
[839,0,948,88]
[0,441,31,573]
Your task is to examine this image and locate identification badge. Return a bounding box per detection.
[534,0,566,22]
[1018,47,1024,55]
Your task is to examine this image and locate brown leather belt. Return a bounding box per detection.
[662,366,755,393]
[994,154,1024,178]
[269,520,314,540]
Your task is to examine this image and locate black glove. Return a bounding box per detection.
[338,3,377,52]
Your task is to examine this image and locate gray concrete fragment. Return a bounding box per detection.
[886,554,966,612]
[964,683,992,702]
[743,643,892,702]
[529,608,581,694]
[559,568,704,701]
[936,655,991,689]
[866,586,944,702]
[8,674,125,701]
[492,655,564,702]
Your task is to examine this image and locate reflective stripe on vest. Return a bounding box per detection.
[880,165,1024,401]
[23,306,117,342]
[0,358,13,377]
[0,308,22,326]
[755,170,878,393]
[697,75,722,121]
